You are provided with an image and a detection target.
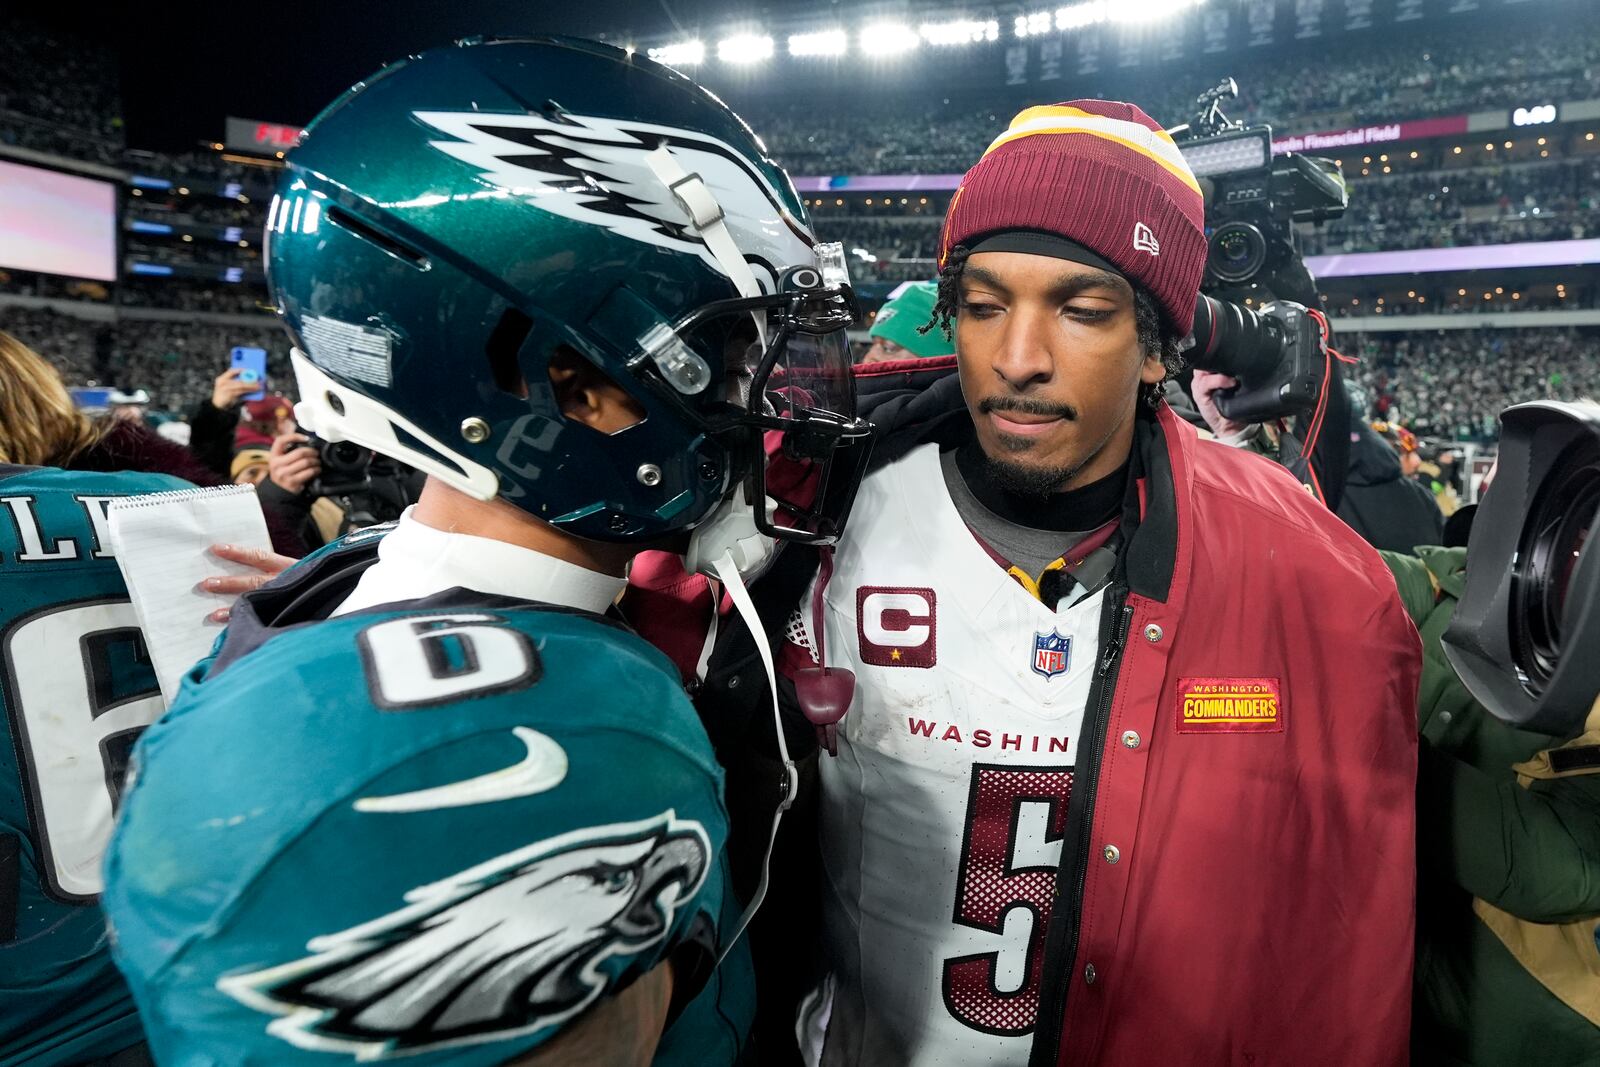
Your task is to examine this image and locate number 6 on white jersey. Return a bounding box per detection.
[4,599,164,901]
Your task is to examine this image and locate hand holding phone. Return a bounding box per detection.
[230,347,269,402]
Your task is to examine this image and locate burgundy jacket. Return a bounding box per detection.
[1035,402,1419,1066]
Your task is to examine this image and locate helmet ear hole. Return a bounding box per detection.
[486,309,534,399]
[548,345,647,436]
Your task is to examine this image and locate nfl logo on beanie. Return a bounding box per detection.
[939,100,1207,336]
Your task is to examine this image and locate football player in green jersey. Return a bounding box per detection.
[0,328,203,1066]
[103,36,870,1066]
[0,464,191,1067]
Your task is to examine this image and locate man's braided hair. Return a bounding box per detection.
[920,244,1186,409]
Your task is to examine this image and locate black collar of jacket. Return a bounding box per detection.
[1122,410,1177,603]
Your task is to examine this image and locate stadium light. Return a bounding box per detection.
[920,18,999,45]
[859,22,918,56]
[1056,2,1107,30]
[718,34,774,63]
[1053,0,1204,31]
[648,40,705,67]
[1014,11,1055,38]
[789,29,848,56]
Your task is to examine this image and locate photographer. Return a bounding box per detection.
[255,431,347,551]
[1197,374,1444,554]
[253,428,422,553]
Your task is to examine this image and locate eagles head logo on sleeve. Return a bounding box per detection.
[217,812,711,1059]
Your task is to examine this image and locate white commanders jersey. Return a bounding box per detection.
[790,443,1106,1067]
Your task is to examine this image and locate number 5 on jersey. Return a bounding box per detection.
[942,764,1073,1036]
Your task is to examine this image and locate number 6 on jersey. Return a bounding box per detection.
[5,598,163,900]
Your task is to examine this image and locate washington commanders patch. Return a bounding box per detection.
[1176,677,1283,734]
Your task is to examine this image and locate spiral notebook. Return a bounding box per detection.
[106,484,272,704]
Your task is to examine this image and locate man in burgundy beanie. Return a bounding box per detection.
[758,100,1422,1067]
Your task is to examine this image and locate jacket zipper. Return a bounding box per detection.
[1028,591,1134,1067]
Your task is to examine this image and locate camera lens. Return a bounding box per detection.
[1511,438,1600,693]
[330,442,364,466]
[321,439,374,476]
[1208,222,1269,285]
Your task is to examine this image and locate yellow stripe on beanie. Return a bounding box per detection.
[983,106,1202,196]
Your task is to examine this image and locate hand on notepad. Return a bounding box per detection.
[201,543,296,623]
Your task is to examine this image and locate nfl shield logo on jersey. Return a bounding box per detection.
[1032,630,1072,680]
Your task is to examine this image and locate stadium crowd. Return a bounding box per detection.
[126,197,265,229]
[1,306,288,412]
[817,153,1600,264]
[0,21,122,159]
[0,3,1594,441]
[116,278,268,315]
[744,24,1600,175]
[1308,158,1600,252]
[1351,327,1600,441]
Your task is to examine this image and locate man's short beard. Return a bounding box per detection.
[974,395,1089,495]
[978,446,1090,498]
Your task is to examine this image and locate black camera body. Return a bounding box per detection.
[1203,152,1347,297]
[310,436,376,498]
[1188,295,1327,425]
[1171,81,1348,423]
[293,430,420,528]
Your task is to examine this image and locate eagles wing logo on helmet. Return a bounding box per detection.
[414,109,813,295]
[217,812,710,1058]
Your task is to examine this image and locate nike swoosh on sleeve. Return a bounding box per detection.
[354,727,569,813]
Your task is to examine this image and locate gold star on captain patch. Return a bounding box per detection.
[891,648,902,661]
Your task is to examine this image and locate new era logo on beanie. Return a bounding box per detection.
[938,100,1206,336]
[1133,222,1161,256]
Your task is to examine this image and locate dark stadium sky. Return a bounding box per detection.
[41,0,851,152]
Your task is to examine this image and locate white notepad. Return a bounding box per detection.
[107,484,273,704]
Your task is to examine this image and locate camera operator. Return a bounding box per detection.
[1413,439,1463,517]
[255,428,422,552]
[1166,80,1355,509]
[1395,401,1600,1065]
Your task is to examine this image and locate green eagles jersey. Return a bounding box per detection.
[102,530,753,1065]
[0,464,191,1066]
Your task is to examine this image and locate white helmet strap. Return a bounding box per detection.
[645,145,768,347]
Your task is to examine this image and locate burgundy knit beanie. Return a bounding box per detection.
[939,100,1207,336]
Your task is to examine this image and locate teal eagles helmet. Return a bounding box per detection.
[266,36,871,548]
